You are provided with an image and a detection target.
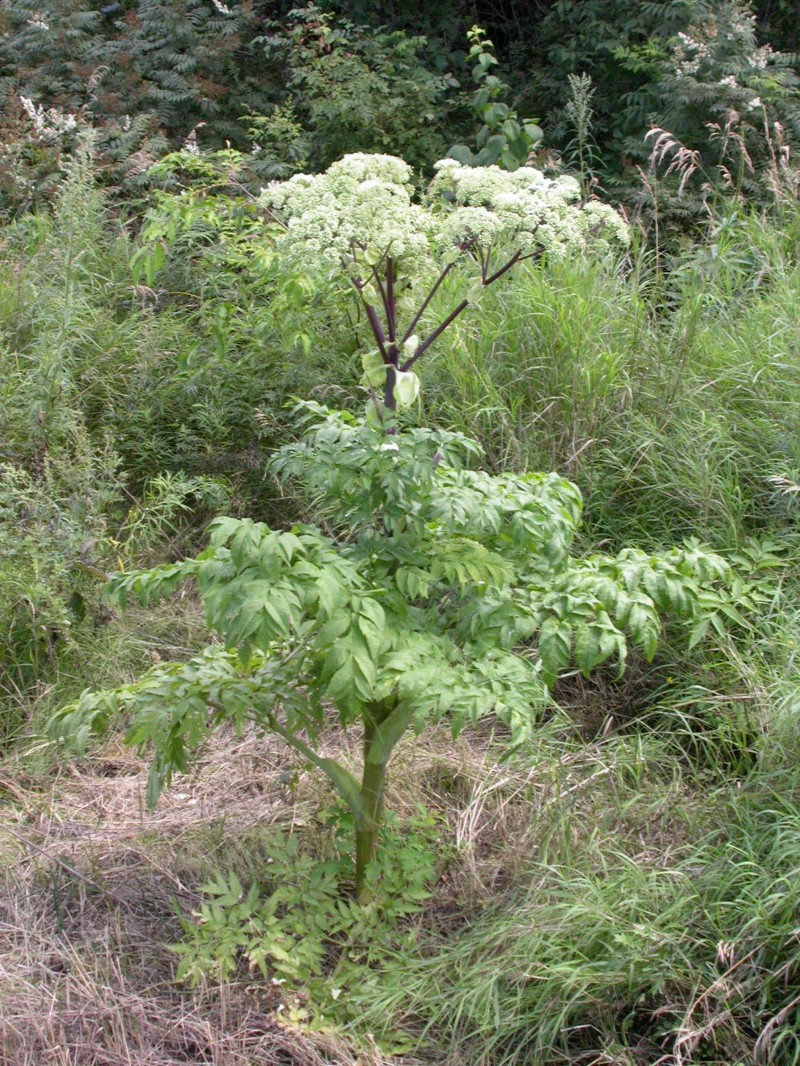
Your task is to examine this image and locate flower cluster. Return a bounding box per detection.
[260,153,434,274]
[260,152,629,276]
[19,96,78,142]
[26,11,49,29]
[670,6,775,85]
[429,159,629,258]
[673,31,711,77]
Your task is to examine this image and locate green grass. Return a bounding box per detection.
[349,732,800,1064]
[418,218,800,552]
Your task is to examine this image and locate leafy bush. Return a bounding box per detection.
[638,1,800,217]
[0,139,233,735]
[486,0,705,172]
[0,453,113,735]
[0,0,461,212]
[52,401,753,898]
[173,809,439,1017]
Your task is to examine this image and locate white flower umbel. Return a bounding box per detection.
[429,160,628,256]
[261,152,628,274]
[259,153,628,415]
[260,154,433,274]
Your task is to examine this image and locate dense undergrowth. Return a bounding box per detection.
[2,149,800,1065]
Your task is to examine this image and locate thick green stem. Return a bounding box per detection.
[355,710,389,904]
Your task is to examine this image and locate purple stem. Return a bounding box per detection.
[485,250,522,286]
[350,270,392,362]
[372,267,392,342]
[401,298,470,372]
[365,304,389,361]
[400,251,523,373]
[383,365,397,411]
[401,261,453,343]
[385,257,396,344]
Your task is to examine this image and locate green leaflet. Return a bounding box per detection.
[538,617,572,685]
[574,621,626,678]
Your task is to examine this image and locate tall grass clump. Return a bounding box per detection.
[0,144,220,741]
[350,713,800,1064]
[419,249,646,480]
[419,211,800,553]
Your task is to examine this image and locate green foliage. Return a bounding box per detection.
[2,0,798,222]
[0,146,117,726]
[0,0,465,212]
[172,809,439,1015]
[499,0,703,167]
[0,455,109,729]
[51,398,749,898]
[0,138,235,736]
[245,105,311,181]
[420,212,800,549]
[3,31,800,1063]
[445,1,800,220]
[640,1,800,216]
[447,25,542,170]
[563,73,599,200]
[260,4,457,171]
[0,0,269,210]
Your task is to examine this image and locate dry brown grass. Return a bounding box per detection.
[0,714,693,1065]
[0,729,420,1066]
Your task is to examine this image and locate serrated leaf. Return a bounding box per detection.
[574,623,620,677]
[145,763,165,810]
[538,617,572,684]
[688,616,710,650]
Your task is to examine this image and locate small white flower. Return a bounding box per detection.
[439,206,501,248]
[19,95,78,141]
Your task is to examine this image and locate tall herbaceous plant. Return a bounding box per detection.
[53,154,753,903]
